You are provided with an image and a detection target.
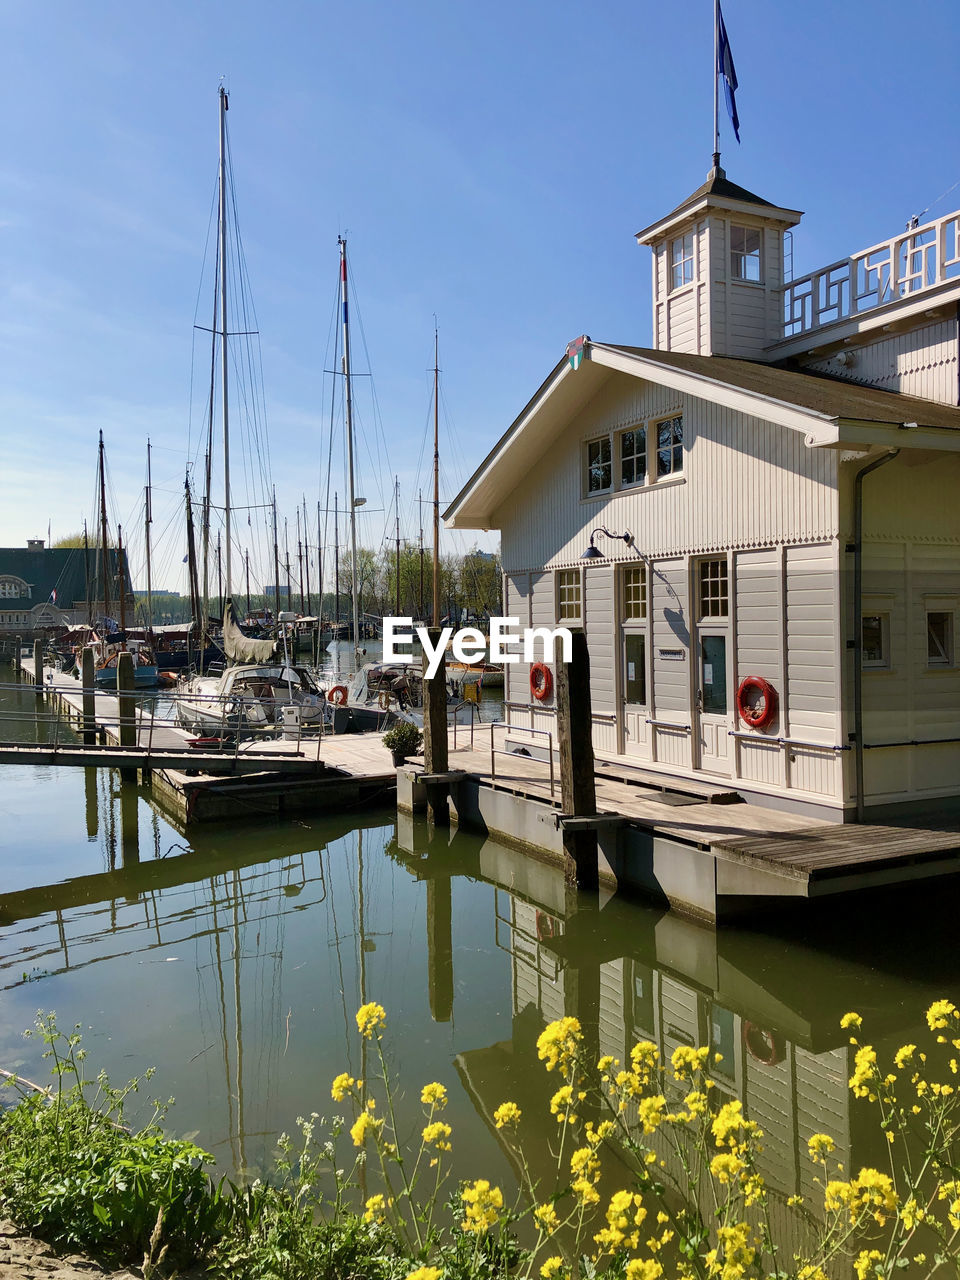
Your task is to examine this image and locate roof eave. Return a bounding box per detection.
[636,196,803,245]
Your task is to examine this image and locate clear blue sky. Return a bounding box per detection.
[2,0,959,592]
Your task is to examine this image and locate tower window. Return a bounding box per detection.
[671,233,695,290]
[731,225,762,281]
[585,436,612,494]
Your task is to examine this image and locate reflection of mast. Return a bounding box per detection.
[210,878,239,1172]
[427,878,453,1023]
[232,868,247,1175]
[357,828,368,1199]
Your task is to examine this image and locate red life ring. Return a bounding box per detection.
[327,684,349,705]
[742,1021,785,1067]
[536,910,555,940]
[530,663,553,701]
[736,676,777,730]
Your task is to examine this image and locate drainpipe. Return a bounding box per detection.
[852,448,899,822]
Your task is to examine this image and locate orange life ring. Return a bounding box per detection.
[742,1021,785,1067]
[736,676,777,730]
[327,684,349,705]
[530,663,553,701]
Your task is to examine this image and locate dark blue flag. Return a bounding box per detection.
[717,2,740,143]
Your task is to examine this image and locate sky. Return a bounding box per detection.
[2,0,960,594]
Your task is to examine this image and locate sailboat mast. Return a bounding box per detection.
[395,475,401,616]
[303,496,312,615]
[145,439,153,633]
[432,328,440,627]
[117,524,127,632]
[339,236,361,650]
[218,85,232,602]
[98,430,111,621]
[83,520,92,626]
[334,492,340,628]
[272,487,281,620]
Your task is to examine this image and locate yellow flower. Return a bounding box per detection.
[331,1071,355,1101]
[350,1111,381,1147]
[533,1202,559,1233]
[364,1193,386,1222]
[420,1081,447,1109]
[927,999,959,1030]
[597,1054,615,1076]
[540,1258,565,1280]
[494,1100,522,1129]
[715,1221,755,1272]
[460,1179,503,1234]
[570,1145,601,1183]
[625,1262,663,1280]
[853,1249,884,1280]
[571,1177,601,1206]
[711,1099,758,1148]
[536,1017,582,1073]
[841,1012,862,1030]
[356,1001,386,1039]
[422,1121,452,1151]
[405,1269,441,1280]
[807,1132,835,1159]
[798,1268,829,1280]
[637,1094,667,1133]
[710,1152,746,1183]
[671,1043,710,1080]
[894,1044,916,1069]
[849,1045,879,1099]
[901,1197,924,1230]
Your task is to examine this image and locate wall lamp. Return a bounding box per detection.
[581,527,633,559]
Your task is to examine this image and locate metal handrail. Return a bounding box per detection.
[728,730,850,752]
[488,721,555,797]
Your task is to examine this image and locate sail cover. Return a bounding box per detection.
[223,598,278,664]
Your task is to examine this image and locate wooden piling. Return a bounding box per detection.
[422,628,450,826]
[32,639,43,693]
[556,628,599,890]
[116,652,137,781]
[14,636,21,679]
[81,647,96,745]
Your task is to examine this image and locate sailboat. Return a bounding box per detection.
[77,431,159,688]
[174,88,325,737]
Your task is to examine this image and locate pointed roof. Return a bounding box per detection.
[636,165,803,244]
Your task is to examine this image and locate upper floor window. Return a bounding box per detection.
[698,558,729,619]
[586,437,612,494]
[657,416,683,478]
[730,225,762,282]
[927,611,954,666]
[619,426,647,488]
[0,576,29,600]
[556,569,582,621]
[671,233,695,290]
[622,565,647,620]
[862,613,889,668]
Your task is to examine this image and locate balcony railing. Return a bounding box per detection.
[781,210,960,340]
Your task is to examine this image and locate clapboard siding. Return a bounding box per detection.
[800,316,959,405]
[585,566,616,715]
[497,376,838,575]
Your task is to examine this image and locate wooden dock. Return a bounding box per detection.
[14,661,397,826]
[398,725,960,921]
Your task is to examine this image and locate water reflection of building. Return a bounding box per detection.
[396,814,947,1251]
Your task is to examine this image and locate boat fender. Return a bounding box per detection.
[327,685,349,705]
[530,662,552,702]
[735,676,777,730]
[378,690,392,710]
[742,1020,786,1067]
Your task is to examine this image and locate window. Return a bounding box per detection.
[619,427,647,487]
[586,437,612,494]
[698,558,729,619]
[556,570,582,621]
[927,611,953,666]
[730,225,762,281]
[671,233,695,290]
[0,577,28,599]
[624,633,646,705]
[657,416,683,478]
[622,565,647,619]
[862,614,889,667]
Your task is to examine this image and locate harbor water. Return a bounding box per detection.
[0,667,958,1251]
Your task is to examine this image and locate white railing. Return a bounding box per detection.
[782,209,960,339]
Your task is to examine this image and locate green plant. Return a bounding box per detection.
[382,720,423,758]
[0,1012,220,1269]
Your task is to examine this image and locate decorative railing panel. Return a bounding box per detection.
[782,211,960,339]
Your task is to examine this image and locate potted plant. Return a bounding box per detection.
[382,719,423,767]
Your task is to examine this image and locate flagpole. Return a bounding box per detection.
[713,0,720,169]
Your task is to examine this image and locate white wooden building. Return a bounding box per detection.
[446,168,960,821]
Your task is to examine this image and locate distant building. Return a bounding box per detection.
[0,539,134,635]
[447,167,960,821]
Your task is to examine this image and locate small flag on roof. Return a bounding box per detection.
[566,335,588,371]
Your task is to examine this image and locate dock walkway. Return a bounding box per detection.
[399,725,960,920]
